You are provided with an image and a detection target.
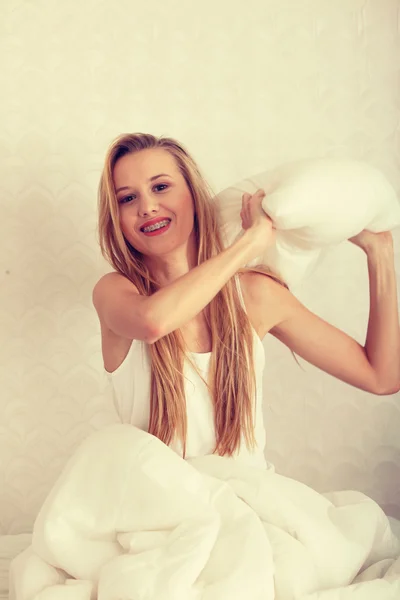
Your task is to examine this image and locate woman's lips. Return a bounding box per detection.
[141,221,172,236]
[140,217,171,231]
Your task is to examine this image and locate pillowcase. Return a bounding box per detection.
[215,158,400,288]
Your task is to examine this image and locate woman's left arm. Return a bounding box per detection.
[251,231,400,395]
[349,231,400,394]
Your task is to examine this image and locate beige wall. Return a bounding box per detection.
[1,0,399,534]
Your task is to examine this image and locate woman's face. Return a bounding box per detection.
[113,148,195,257]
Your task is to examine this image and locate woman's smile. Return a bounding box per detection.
[141,220,172,237]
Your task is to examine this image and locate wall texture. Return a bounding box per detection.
[1,0,399,534]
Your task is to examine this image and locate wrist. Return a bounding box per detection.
[231,230,258,265]
[364,235,394,259]
[365,243,395,271]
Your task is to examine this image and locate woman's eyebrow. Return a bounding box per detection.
[116,174,171,194]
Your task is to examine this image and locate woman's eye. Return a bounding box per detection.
[120,195,135,204]
[119,185,167,204]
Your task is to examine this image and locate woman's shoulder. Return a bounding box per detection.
[92,271,139,307]
[238,270,295,337]
[238,269,288,301]
[93,270,132,290]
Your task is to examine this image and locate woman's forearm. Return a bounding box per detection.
[146,232,256,341]
[364,240,400,394]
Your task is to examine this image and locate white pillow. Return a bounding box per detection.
[215,158,400,288]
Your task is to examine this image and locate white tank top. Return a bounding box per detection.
[106,274,270,469]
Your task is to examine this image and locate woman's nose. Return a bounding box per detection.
[138,194,159,216]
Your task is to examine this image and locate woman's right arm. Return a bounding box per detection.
[92,190,274,343]
[93,231,254,343]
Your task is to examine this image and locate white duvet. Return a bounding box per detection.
[9,425,400,600]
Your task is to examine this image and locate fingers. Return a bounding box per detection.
[242,189,266,203]
[241,189,276,231]
[242,190,266,216]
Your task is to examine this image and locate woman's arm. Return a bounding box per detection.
[145,189,274,341]
[245,231,400,395]
[93,232,257,343]
[93,189,273,343]
[351,231,400,393]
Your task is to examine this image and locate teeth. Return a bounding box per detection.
[142,220,170,232]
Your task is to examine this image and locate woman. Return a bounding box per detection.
[93,132,400,467]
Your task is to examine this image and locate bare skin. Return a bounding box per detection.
[99,149,268,372]
[100,271,263,373]
[98,148,275,371]
[95,148,400,394]
[113,149,199,286]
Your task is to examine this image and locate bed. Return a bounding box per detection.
[2,521,400,598]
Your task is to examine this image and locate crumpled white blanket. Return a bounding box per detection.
[9,425,400,600]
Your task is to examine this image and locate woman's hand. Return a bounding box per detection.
[240,189,276,258]
[348,230,393,254]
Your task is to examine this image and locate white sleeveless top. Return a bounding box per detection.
[106,274,270,469]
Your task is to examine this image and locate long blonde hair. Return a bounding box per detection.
[97,133,289,457]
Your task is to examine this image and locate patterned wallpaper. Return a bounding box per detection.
[1,0,399,534]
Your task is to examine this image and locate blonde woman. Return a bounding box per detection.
[93,133,400,466]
